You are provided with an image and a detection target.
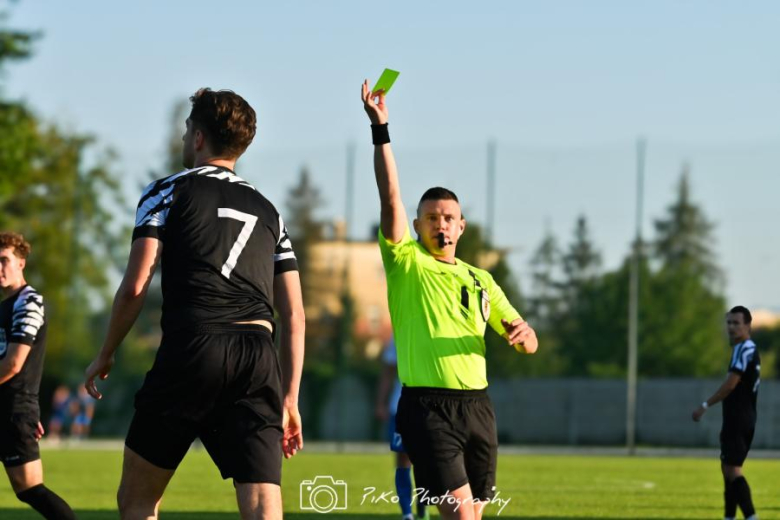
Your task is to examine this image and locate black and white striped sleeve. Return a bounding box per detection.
[274,214,298,275]
[729,340,756,374]
[132,171,189,242]
[11,288,45,346]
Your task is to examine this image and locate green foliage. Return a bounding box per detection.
[0,15,128,386]
[285,166,324,278]
[525,169,729,378]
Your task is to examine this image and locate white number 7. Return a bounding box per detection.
[218,208,258,279]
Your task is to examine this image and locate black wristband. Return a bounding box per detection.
[371,123,390,145]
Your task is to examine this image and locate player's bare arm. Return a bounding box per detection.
[375,362,395,422]
[362,80,407,243]
[0,342,31,385]
[85,237,161,399]
[691,372,741,422]
[501,318,539,354]
[274,270,305,459]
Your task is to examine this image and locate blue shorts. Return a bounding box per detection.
[388,413,405,453]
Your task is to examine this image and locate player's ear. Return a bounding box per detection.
[459,218,466,237]
[412,218,420,235]
[194,129,206,151]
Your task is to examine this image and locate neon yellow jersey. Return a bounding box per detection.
[379,226,522,390]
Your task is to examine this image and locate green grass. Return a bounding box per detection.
[0,448,778,518]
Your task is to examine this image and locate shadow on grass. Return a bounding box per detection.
[0,512,735,520]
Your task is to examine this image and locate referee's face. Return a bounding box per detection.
[726,313,750,345]
[414,199,466,258]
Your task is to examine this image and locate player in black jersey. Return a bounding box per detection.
[0,233,76,519]
[692,306,760,520]
[85,89,305,520]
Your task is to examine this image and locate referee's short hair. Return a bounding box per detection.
[417,187,461,216]
[728,305,752,325]
[189,88,257,159]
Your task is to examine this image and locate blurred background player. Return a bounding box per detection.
[46,385,72,442]
[69,384,95,440]
[0,232,76,519]
[692,306,760,520]
[376,337,428,520]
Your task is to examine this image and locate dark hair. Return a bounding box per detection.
[418,187,459,206]
[728,305,752,325]
[0,232,31,259]
[189,88,257,159]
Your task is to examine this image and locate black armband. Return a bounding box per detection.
[371,123,390,145]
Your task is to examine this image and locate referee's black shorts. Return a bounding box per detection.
[126,324,283,484]
[720,424,755,467]
[396,386,498,501]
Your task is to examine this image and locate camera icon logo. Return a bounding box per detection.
[300,475,348,513]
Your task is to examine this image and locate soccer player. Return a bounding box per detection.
[361,81,538,520]
[69,385,95,440]
[375,338,428,520]
[0,232,76,519]
[692,306,759,520]
[84,88,305,520]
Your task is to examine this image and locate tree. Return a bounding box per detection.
[526,227,562,329]
[284,167,324,278]
[653,165,722,286]
[561,215,601,297]
[0,10,128,383]
[641,167,726,376]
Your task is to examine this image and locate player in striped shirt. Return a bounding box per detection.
[85,88,305,520]
[0,232,76,519]
[692,306,760,520]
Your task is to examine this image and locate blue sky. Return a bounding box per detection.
[3,0,779,309]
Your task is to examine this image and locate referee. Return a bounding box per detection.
[361,81,538,520]
[692,306,759,520]
[85,88,305,520]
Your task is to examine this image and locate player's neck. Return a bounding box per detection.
[195,157,237,172]
[731,335,750,346]
[1,277,25,300]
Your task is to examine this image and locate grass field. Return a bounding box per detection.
[0,448,777,519]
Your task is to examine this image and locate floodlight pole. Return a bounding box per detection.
[627,137,646,455]
[336,142,356,447]
[486,139,496,243]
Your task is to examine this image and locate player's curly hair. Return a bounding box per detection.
[189,88,257,159]
[0,232,31,259]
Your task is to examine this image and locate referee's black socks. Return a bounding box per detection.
[730,476,756,519]
[723,475,738,518]
[16,484,76,520]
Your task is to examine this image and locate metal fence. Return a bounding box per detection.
[307,376,780,448]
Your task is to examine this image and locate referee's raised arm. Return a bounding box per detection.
[362,80,407,243]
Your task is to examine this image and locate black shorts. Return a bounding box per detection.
[126,324,283,484]
[396,387,497,501]
[720,425,755,466]
[0,403,40,468]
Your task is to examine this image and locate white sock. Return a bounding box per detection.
[403,515,414,520]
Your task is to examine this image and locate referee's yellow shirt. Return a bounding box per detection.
[379,226,522,390]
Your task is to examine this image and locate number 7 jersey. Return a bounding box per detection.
[133,165,298,334]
